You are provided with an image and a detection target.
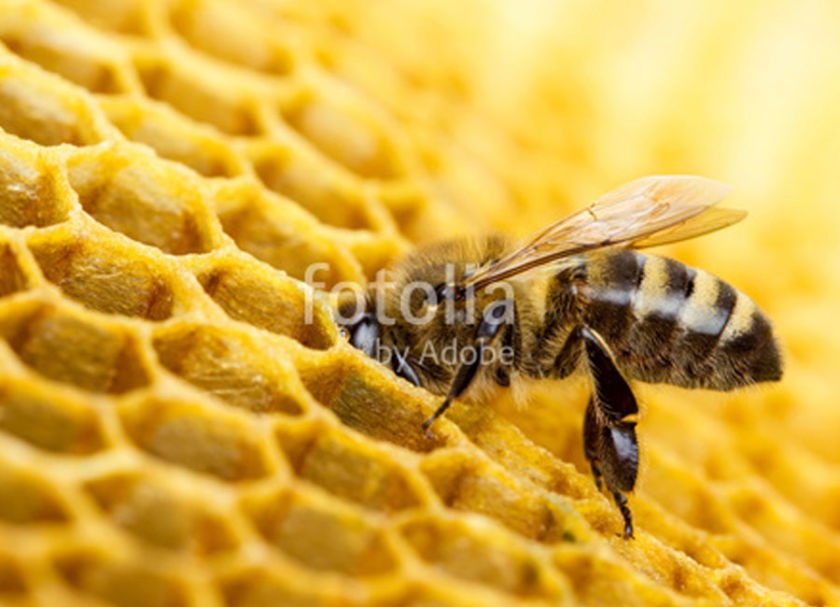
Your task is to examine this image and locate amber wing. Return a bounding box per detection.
[465,175,746,290]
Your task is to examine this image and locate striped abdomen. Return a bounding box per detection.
[577,250,781,390]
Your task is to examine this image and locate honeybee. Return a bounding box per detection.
[335,176,782,539]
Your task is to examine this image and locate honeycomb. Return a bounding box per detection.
[0,0,839,606]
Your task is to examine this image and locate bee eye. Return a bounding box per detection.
[433,283,448,303]
[345,313,379,357]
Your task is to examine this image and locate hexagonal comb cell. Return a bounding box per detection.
[245,486,398,576]
[219,569,356,607]
[297,354,440,453]
[399,514,558,599]
[50,1,151,35]
[66,147,219,255]
[0,241,29,298]
[0,378,104,454]
[152,324,305,415]
[0,553,26,596]
[0,301,151,394]
[0,60,107,146]
[276,424,424,511]
[420,450,576,543]
[101,96,247,178]
[28,230,178,320]
[0,9,126,94]
[0,462,69,524]
[215,190,364,289]
[0,145,70,228]
[84,473,239,554]
[54,550,189,607]
[120,396,270,481]
[248,140,383,231]
[134,56,260,136]
[194,259,334,350]
[280,87,406,180]
[168,0,294,75]
[552,548,678,607]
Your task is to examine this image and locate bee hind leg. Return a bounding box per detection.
[580,326,639,539]
[583,398,603,492]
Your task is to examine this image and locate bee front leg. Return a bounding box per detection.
[422,298,514,434]
[580,326,639,539]
[421,343,485,435]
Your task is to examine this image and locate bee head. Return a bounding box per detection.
[335,292,380,357]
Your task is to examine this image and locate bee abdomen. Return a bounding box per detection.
[582,253,781,390]
[684,280,782,389]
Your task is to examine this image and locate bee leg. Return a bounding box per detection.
[422,298,514,434]
[599,422,638,539]
[611,487,634,540]
[583,397,603,492]
[581,327,638,422]
[580,326,639,539]
[421,346,483,435]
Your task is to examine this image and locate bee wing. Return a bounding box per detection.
[466,175,745,289]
